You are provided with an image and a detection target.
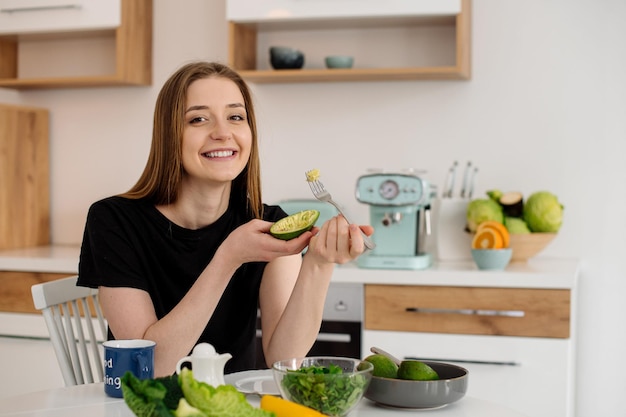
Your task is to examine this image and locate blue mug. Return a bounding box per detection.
[103,339,156,398]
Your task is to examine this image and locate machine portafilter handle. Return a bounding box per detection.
[382,212,402,226]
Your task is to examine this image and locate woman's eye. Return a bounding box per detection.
[189,116,207,124]
[230,114,245,121]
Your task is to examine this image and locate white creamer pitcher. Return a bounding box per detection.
[175,343,232,386]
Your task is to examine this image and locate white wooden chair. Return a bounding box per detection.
[31,275,107,386]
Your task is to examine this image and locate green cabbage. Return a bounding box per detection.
[523,191,563,232]
[486,189,503,202]
[175,399,207,417]
[121,372,175,417]
[466,199,504,232]
[121,369,274,417]
[504,217,531,234]
[179,368,273,417]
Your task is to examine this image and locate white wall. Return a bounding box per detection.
[1,1,624,415]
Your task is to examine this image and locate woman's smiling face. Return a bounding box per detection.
[181,76,252,186]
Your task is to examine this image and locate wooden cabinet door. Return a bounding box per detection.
[0,104,49,250]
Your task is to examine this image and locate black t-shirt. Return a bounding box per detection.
[77,195,286,373]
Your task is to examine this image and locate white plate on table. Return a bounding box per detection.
[225,369,280,396]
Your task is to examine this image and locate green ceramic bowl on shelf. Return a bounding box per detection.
[325,55,354,69]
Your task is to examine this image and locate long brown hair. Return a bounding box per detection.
[121,61,263,219]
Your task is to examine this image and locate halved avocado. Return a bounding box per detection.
[499,191,524,218]
[270,210,320,240]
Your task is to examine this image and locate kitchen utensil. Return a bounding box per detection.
[355,171,433,269]
[306,172,376,250]
[370,346,402,366]
[459,161,472,198]
[442,160,458,198]
[467,167,478,199]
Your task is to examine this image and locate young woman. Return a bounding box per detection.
[77,61,373,377]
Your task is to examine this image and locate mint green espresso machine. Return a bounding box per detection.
[355,172,433,270]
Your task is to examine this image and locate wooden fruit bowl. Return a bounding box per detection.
[509,233,557,262]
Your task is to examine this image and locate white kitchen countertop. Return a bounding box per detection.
[0,245,578,289]
[333,258,579,289]
[0,381,529,417]
[0,245,80,273]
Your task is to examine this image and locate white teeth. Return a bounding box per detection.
[205,150,234,158]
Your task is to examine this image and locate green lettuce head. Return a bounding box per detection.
[523,191,563,233]
[504,217,531,234]
[466,199,504,232]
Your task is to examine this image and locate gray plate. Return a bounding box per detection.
[364,361,468,409]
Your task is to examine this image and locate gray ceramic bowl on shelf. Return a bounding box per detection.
[269,47,305,70]
[325,55,354,69]
[365,361,468,409]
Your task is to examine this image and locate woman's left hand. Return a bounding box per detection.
[304,215,373,265]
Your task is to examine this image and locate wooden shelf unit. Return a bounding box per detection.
[228,0,471,83]
[0,0,152,90]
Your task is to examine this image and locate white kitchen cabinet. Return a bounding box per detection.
[351,262,579,417]
[0,0,152,89]
[0,313,65,398]
[226,0,462,22]
[363,331,574,417]
[0,0,120,35]
[0,247,80,397]
[226,0,470,83]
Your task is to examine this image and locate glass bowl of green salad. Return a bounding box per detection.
[272,356,373,416]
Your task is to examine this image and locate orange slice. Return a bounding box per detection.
[476,220,510,248]
[472,228,505,249]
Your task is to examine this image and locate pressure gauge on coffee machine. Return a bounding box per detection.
[379,180,400,200]
[356,173,428,206]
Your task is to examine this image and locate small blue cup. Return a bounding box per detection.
[103,339,155,398]
[471,248,512,270]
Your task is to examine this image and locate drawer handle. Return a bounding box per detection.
[1,4,81,14]
[257,329,351,344]
[405,307,525,318]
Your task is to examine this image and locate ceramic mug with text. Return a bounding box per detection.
[103,339,155,398]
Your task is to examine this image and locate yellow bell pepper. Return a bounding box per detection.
[260,395,325,417]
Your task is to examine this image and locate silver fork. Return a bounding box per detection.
[306,171,376,250]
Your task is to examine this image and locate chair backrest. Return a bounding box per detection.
[31,275,107,386]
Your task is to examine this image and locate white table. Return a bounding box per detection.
[0,382,528,417]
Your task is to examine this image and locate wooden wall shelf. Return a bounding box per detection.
[0,0,152,90]
[228,0,470,83]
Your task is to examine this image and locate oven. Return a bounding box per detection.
[255,282,363,368]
